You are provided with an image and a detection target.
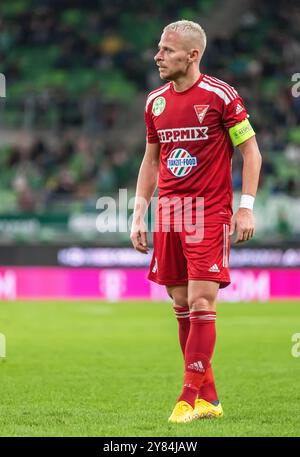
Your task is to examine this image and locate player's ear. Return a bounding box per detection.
[188,48,199,62]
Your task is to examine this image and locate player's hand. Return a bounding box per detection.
[130,218,149,254]
[230,208,255,244]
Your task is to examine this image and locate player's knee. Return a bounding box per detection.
[172,294,189,308]
[188,295,215,312]
[172,297,189,309]
[167,287,188,308]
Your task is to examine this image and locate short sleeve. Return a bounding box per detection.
[222,93,250,129]
[144,102,159,144]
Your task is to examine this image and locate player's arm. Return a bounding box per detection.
[130,142,160,254]
[230,132,262,243]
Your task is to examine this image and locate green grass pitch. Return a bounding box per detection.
[0,299,300,437]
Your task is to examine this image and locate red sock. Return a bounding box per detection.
[178,310,216,408]
[174,306,218,402]
[199,365,218,403]
[173,306,190,357]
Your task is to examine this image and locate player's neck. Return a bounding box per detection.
[172,70,201,93]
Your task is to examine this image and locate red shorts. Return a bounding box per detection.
[148,223,231,289]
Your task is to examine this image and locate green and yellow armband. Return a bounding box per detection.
[228,119,255,147]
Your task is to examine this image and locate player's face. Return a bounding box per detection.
[154,31,191,81]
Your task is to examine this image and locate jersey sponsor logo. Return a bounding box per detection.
[152,96,166,115]
[236,103,244,114]
[167,148,197,177]
[194,104,209,123]
[158,127,208,143]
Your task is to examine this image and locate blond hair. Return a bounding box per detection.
[163,20,207,59]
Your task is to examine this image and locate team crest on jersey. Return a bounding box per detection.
[194,105,209,124]
[167,148,197,177]
[152,96,166,116]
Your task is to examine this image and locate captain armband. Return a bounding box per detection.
[228,118,255,147]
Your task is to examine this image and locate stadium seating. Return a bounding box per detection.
[0,0,299,242]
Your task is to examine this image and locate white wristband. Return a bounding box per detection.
[240,194,255,210]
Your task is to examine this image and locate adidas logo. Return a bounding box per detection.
[209,264,220,273]
[236,103,244,114]
[188,361,204,372]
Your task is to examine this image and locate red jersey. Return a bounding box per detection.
[144,73,250,225]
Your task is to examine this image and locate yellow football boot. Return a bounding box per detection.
[191,399,224,420]
[168,400,194,424]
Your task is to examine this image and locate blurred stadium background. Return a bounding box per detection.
[0,0,300,439]
[0,0,299,301]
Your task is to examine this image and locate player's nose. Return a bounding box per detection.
[154,50,162,62]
